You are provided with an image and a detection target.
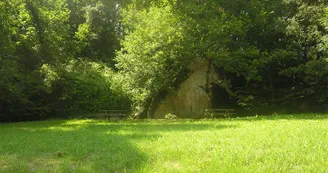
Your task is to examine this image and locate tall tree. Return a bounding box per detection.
[115,1,192,118]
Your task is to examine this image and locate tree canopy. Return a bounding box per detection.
[1,0,328,121]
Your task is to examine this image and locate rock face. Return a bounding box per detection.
[154,58,219,118]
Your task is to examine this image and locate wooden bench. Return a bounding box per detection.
[205,109,235,118]
[98,110,128,119]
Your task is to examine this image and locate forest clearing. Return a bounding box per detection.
[1,0,328,172]
[1,114,328,172]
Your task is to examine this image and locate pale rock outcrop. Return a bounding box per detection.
[154,58,219,118]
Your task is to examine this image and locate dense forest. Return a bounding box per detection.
[1,0,328,122]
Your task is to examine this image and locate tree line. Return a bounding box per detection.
[1,0,328,121]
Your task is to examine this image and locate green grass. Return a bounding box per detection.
[1,114,328,172]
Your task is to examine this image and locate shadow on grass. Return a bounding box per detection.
[0,119,237,172]
[0,124,149,172]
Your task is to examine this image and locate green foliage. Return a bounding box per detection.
[2,0,328,121]
[74,0,121,64]
[180,0,328,111]
[0,0,128,121]
[40,60,130,115]
[115,3,192,117]
[0,59,50,121]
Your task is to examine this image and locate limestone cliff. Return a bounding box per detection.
[154,58,219,118]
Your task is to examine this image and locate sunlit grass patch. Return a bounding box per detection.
[1,114,328,172]
[61,119,96,126]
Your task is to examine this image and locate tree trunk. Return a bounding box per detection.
[26,1,53,63]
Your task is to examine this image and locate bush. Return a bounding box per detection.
[40,60,131,117]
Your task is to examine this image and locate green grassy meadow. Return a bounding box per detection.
[1,114,328,172]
